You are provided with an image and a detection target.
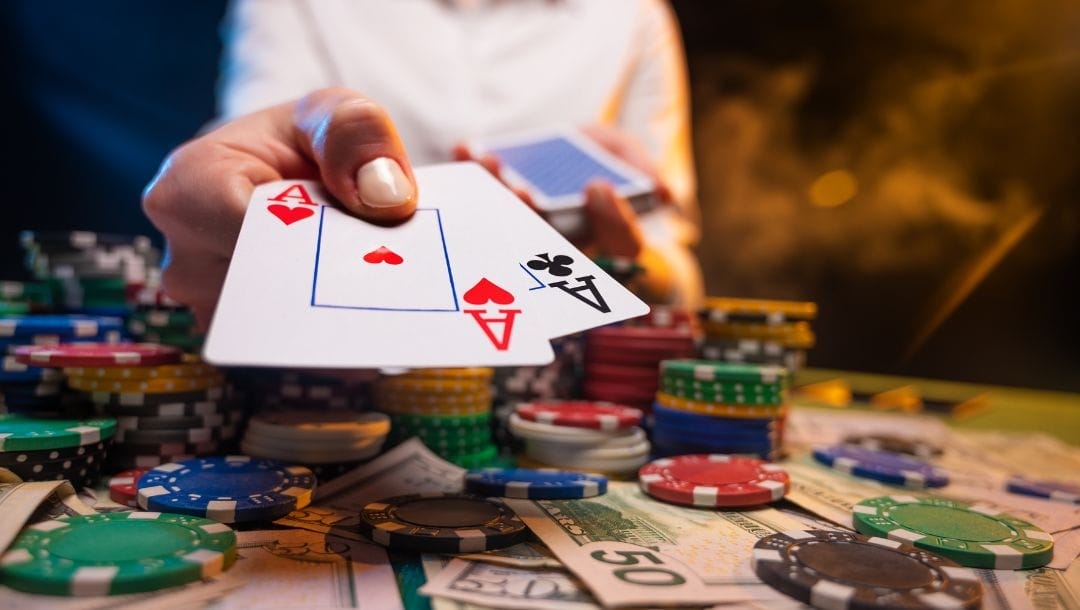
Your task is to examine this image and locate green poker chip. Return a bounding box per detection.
[393,428,492,451]
[660,360,788,385]
[852,495,1055,569]
[444,444,499,468]
[659,380,785,405]
[0,301,31,315]
[389,412,491,429]
[0,414,117,452]
[0,511,236,596]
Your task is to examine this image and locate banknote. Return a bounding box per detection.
[276,438,465,540]
[457,540,562,569]
[0,468,94,553]
[504,481,807,607]
[422,557,599,610]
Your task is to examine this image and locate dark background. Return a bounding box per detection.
[1,1,1077,391]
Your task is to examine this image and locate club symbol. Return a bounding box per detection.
[527,253,575,277]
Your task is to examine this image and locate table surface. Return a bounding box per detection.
[793,367,1080,445]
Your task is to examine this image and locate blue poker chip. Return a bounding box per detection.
[0,381,63,400]
[0,315,125,339]
[136,455,316,523]
[651,403,779,432]
[1006,476,1080,505]
[464,468,607,499]
[0,356,63,383]
[812,444,949,489]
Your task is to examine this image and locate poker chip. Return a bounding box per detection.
[88,386,226,407]
[5,446,106,481]
[638,454,789,507]
[465,468,607,499]
[114,410,239,431]
[446,445,501,469]
[0,281,53,303]
[67,374,224,395]
[525,442,649,473]
[63,357,215,381]
[357,493,528,553]
[652,403,779,432]
[111,439,223,459]
[20,230,154,250]
[752,529,981,610]
[0,511,235,596]
[0,439,110,467]
[108,468,150,507]
[1005,476,1080,504]
[508,413,641,444]
[2,356,63,382]
[391,368,494,380]
[15,343,182,367]
[378,377,491,394]
[514,400,643,431]
[247,410,390,441]
[239,437,384,464]
[655,392,787,418]
[701,297,817,320]
[0,315,125,339]
[842,434,944,459]
[0,414,116,452]
[812,444,949,489]
[660,360,787,384]
[137,455,316,524]
[851,495,1055,569]
[659,380,785,405]
[115,424,236,445]
[100,399,229,419]
[389,412,491,429]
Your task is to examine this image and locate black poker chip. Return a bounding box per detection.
[88,386,227,408]
[5,445,107,481]
[0,439,111,467]
[752,530,983,609]
[842,434,944,459]
[357,493,528,553]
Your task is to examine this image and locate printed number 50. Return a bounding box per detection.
[590,550,686,586]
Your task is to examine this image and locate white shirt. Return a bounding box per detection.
[220,0,703,305]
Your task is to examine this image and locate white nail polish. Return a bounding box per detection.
[356,157,415,208]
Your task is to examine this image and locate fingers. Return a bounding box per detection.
[583,180,644,259]
[294,87,417,222]
[581,124,673,205]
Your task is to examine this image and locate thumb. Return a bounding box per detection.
[293,87,417,222]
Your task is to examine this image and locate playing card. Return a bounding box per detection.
[204,163,647,369]
[468,126,657,236]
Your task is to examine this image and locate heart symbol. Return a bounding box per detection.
[268,204,314,226]
[363,246,403,265]
[463,278,515,306]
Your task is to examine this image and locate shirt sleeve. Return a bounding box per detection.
[620,0,704,307]
[218,0,336,119]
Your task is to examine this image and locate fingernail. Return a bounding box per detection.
[356,157,415,208]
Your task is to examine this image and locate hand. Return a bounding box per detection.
[143,87,417,329]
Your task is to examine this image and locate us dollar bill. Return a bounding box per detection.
[0,468,95,553]
[504,481,807,607]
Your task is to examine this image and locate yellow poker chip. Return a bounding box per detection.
[64,356,217,381]
[376,388,493,405]
[394,368,494,380]
[702,297,817,319]
[702,322,815,347]
[66,374,226,394]
[377,376,491,394]
[655,392,788,419]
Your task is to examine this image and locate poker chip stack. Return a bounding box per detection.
[1,315,125,418]
[491,334,585,451]
[0,280,54,315]
[19,230,161,317]
[508,400,650,478]
[582,326,698,410]
[697,297,817,372]
[623,305,699,333]
[13,342,238,470]
[125,303,204,354]
[239,409,390,481]
[376,368,501,469]
[0,414,115,486]
[650,360,788,460]
[239,369,372,411]
[594,256,644,287]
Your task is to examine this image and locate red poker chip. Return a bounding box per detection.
[586,345,698,365]
[516,400,644,431]
[14,343,183,367]
[638,454,790,507]
[585,363,660,382]
[108,468,151,507]
[582,381,656,405]
[587,337,698,353]
[588,326,696,342]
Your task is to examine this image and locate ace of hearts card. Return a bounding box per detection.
[203,162,648,368]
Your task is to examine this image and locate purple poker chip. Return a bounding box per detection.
[1006,476,1080,505]
[812,443,949,489]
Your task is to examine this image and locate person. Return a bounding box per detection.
[144,0,704,328]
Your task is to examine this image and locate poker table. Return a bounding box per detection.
[794,367,1080,445]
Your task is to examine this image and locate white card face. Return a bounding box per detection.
[204,163,647,369]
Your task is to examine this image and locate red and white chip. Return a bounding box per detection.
[638,454,789,507]
[108,468,151,507]
[14,343,182,367]
[515,400,643,431]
